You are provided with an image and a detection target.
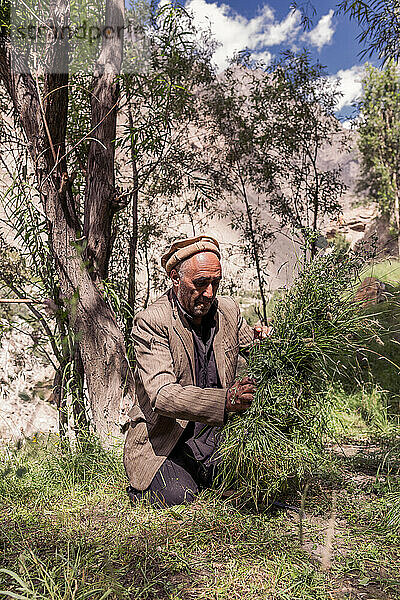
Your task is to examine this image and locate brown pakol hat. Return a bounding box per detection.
[161,235,221,275]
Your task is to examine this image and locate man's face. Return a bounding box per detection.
[171,252,222,321]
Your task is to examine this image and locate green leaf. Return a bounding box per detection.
[0,569,30,591]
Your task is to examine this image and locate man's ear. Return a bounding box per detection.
[170,268,180,287]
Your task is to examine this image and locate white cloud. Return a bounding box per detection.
[261,10,301,46]
[303,9,335,51]
[184,0,301,69]
[330,65,365,110]
[341,119,354,129]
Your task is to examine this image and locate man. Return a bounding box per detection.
[124,235,265,507]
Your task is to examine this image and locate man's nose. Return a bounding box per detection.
[203,284,214,299]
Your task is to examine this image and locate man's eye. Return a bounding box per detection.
[194,279,220,287]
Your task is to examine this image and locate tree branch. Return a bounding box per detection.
[83,0,125,281]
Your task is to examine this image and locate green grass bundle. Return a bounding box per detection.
[220,249,380,504]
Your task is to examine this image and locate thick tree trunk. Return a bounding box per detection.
[0,2,135,442]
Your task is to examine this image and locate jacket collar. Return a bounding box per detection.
[168,289,226,387]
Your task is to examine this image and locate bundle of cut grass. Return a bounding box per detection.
[220,249,380,504]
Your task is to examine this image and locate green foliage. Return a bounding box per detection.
[0,434,124,505]
[337,0,400,63]
[0,90,63,367]
[357,61,400,232]
[332,232,351,253]
[203,50,346,321]
[0,555,116,600]
[346,260,400,399]
[329,384,400,440]
[8,0,105,73]
[107,3,218,313]
[1,434,400,599]
[220,249,380,504]
[361,258,400,284]
[202,59,276,319]
[358,293,400,400]
[267,51,346,257]
[0,1,219,434]
[0,0,10,31]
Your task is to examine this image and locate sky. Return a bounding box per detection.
[182,0,378,122]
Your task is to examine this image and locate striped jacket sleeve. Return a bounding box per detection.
[132,315,226,426]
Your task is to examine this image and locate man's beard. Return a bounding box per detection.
[192,298,213,316]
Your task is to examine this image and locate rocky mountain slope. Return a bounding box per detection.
[0,323,57,444]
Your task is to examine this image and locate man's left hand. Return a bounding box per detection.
[253,319,273,341]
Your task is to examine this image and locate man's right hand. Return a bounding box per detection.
[226,376,256,413]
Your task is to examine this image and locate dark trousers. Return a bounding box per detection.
[127,427,220,508]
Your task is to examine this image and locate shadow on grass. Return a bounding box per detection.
[0,492,332,600]
[1,433,399,600]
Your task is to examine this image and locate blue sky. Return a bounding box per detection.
[183,0,378,121]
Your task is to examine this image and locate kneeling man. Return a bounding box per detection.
[124,235,260,507]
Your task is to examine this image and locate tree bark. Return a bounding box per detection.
[0,2,135,442]
[83,0,125,281]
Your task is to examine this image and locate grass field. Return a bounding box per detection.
[1,400,399,600]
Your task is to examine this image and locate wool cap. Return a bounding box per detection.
[161,235,221,275]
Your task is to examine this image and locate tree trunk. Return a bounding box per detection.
[0,1,135,442]
[237,166,268,322]
[83,0,125,281]
[310,151,319,260]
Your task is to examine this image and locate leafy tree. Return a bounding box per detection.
[202,51,345,322]
[293,1,400,64]
[220,246,378,505]
[202,60,277,322]
[0,0,214,440]
[357,60,400,254]
[267,51,346,259]
[337,0,400,63]
[114,7,216,334]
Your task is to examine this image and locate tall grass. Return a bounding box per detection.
[329,384,400,440]
[1,429,399,598]
[0,547,117,600]
[220,249,388,505]
[0,434,125,506]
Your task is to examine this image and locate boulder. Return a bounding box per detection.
[354,277,386,306]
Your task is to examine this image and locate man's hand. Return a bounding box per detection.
[253,318,273,341]
[226,376,256,413]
